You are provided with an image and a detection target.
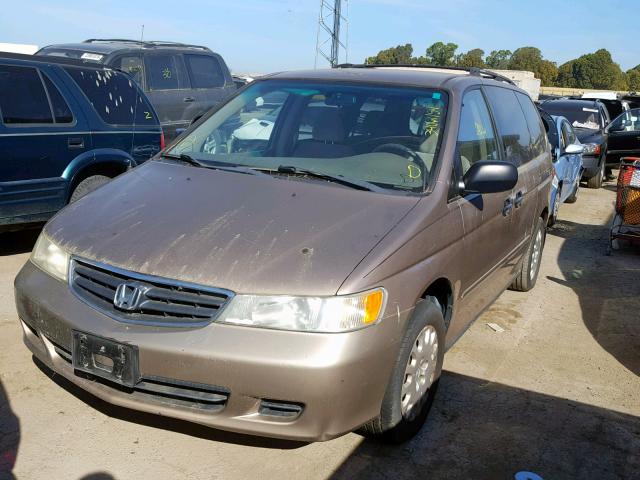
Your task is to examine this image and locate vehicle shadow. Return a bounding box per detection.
[32,357,306,451]
[330,371,640,479]
[547,218,640,376]
[0,381,20,480]
[0,228,41,257]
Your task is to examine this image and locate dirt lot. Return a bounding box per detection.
[1,178,639,480]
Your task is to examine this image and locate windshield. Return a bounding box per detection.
[168,80,448,193]
[541,103,602,130]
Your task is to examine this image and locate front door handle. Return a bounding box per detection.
[183,97,195,103]
[68,138,85,149]
[514,191,524,208]
[502,198,513,216]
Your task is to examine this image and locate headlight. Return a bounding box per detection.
[216,288,386,332]
[31,233,70,282]
[582,143,601,156]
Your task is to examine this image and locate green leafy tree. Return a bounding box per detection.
[456,48,485,68]
[485,50,512,69]
[425,42,459,66]
[508,47,558,86]
[537,60,559,87]
[509,47,544,72]
[557,49,628,90]
[365,44,415,65]
[627,66,640,91]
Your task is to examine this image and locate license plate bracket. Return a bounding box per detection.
[72,331,139,387]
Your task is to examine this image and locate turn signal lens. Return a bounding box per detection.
[363,290,384,325]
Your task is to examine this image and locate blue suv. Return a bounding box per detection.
[0,53,163,230]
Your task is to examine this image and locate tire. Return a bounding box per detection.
[510,217,546,292]
[360,296,445,443]
[69,175,110,203]
[566,180,579,203]
[587,159,605,189]
[548,188,560,227]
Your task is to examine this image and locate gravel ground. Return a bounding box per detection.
[1,177,638,480]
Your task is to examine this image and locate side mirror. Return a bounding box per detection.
[564,143,584,155]
[606,123,624,133]
[462,161,518,195]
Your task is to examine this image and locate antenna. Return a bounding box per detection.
[140,24,145,42]
[315,0,348,68]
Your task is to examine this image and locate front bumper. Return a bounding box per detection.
[14,261,402,441]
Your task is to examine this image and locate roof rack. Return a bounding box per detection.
[83,39,209,51]
[335,63,516,86]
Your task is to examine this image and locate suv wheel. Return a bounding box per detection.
[587,159,605,189]
[360,296,445,443]
[70,175,110,203]
[511,217,546,292]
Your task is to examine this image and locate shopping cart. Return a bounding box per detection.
[608,157,640,254]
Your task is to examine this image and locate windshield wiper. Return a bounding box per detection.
[271,165,384,192]
[160,153,269,177]
[161,153,206,167]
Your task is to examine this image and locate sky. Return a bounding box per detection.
[1,0,639,74]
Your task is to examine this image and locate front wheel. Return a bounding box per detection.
[510,217,546,292]
[360,297,445,443]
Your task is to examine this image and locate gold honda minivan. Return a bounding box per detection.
[15,66,551,442]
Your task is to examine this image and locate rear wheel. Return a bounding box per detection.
[510,217,546,292]
[566,180,579,203]
[69,175,110,203]
[360,296,445,443]
[587,159,605,189]
[548,188,561,226]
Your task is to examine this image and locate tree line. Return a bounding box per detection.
[365,43,640,91]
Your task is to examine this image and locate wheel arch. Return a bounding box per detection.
[62,149,134,201]
[419,277,453,331]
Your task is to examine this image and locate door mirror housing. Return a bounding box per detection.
[462,161,518,195]
[564,143,584,155]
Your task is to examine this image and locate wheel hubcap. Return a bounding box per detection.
[530,229,543,281]
[401,325,438,419]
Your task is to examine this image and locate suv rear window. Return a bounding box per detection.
[185,54,225,88]
[0,65,53,124]
[64,67,157,126]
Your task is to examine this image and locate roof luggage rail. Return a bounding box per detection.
[335,63,516,86]
[83,39,210,51]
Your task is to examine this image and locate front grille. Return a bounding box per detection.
[70,258,233,327]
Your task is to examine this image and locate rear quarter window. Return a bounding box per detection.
[64,67,158,126]
[185,54,226,88]
[485,86,532,166]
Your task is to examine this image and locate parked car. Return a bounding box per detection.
[15,65,552,443]
[37,39,236,141]
[605,108,640,164]
[540,98,610,188]
[539,110,584,225]
[0,53,162,231]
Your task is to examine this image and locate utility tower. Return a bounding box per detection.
[315,0,348,68]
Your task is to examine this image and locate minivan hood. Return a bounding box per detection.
[46,161,419,296]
